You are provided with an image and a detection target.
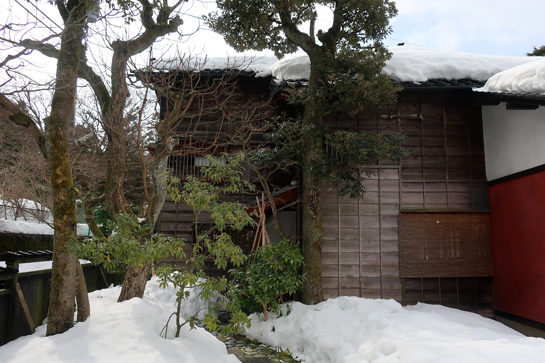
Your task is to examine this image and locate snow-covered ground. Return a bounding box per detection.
[2,278,545,363]
[246,298,545,362]
[0,278,238,363]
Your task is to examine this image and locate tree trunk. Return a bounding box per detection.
[118,264,150,302]
[301,63,325,305]
[45,0,87,336]
[75,258,90,322]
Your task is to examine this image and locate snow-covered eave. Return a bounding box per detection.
[471,90,545,107]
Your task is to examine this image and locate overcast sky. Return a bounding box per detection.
[2,0,544,87]
[175,0,545,58]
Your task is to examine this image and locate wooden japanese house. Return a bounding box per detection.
[153,62,495,318]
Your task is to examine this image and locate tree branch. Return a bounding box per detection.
[276,3,318,56]
[316,0,344,53]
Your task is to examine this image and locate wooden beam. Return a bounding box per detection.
[506,102,540,110]
[13,281,35,333]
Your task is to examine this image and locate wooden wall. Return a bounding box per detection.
[320,89,491,306]
[157,81,494,312]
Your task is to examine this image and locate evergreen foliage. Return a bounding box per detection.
[207,0,404,304]
[158,153,258,337]
[252,119,409,199]
[229,239,305,318]
[73,213,185,272]
[528,45,545,56]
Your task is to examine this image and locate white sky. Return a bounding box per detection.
[1,0,544,90]
[389,0,545,56]
[170,0,545,58]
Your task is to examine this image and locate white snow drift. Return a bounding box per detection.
[2,278,545,362]
[245,297,545,363]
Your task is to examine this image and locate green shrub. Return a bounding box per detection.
[229,239,305,319]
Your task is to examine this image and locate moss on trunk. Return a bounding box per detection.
[301,63,326,305]
[45,0,88,336]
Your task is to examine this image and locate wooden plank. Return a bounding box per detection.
[340,239,360,252]
[381,240,399,253]
[322,252,339,265]
[340,216,359,228]
[323,228,340,240]
[322,215,339,228]
[340,252,360,265]
[360,265,381,277]
[380,180,400,191]
[323,288,340,299]
[381,228,399,241]
[13,281,35,334]
[382,289,402,302]
[381,204,400,215]
[321,264,339,277]
[382,252,399,266]
[339,204,358,216]
[360,277,381,289]
[360,289,382,299]
[402,193,424,204]
[359,216,380,228]
[381,265,400,278]
[360,252,380,266]
[357,204,379,216]
[360,240,380,253]
[340,265,360,278]
[322,277,340,289]
[322,239,339,253]
[380,192,400,204]
[381,215,398,228]
[359,228,380,241]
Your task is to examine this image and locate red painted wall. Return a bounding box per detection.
[488,171,545,324]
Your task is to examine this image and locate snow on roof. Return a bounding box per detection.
[270,54,310,82]
[153,55,278,77]
[383,46,541,83]
[0,220,92,236]
[475,58,545,95]
[154,47,544,93]
[270,46,542,83]
[0,220,53,235]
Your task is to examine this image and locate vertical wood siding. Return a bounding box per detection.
[321,90,490,303]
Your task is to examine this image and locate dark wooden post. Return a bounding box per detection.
[6,260,35,334]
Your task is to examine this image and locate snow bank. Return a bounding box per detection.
[0,277,239,363]
[476,58,545,95]
[245,297,545,363]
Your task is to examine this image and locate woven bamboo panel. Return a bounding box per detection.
[398,213,493,277]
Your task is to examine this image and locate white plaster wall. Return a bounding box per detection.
[482,103,545,181]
